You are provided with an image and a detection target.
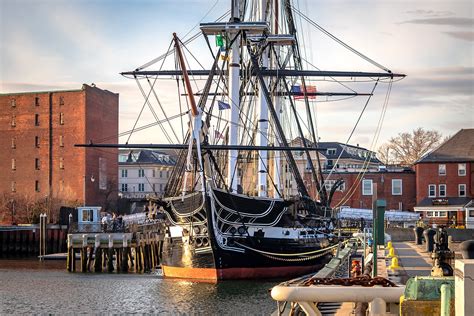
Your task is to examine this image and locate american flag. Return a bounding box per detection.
[291,85,317,100]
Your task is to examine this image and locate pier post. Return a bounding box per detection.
[121,235,129,273]
[107,234,114,272]
[81,234,87,272]
[66,234,73,272]
[94,234,102,272]
[71,247,76,272]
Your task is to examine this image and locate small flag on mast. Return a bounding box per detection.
[291,84,317,100]
[218,100,231,110]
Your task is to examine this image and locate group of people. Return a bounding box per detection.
[101,212,124,232]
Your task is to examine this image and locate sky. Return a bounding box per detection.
[1,0,473,151]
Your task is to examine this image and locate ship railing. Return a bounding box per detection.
[270,238,405,316]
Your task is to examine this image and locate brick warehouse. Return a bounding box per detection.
[0,84,118,224]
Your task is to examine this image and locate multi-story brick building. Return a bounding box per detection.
[307,167,417,211]
[414,129,474,226]
[0,84,118,224]
[118,150,175,199]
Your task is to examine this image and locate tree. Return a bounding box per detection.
[377,128,442,166]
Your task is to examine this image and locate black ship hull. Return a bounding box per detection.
[159,189,334,280]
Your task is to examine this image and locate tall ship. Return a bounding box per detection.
[83,0,404,280]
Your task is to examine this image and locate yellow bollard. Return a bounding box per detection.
[387,241,393,249]
[387,247,396,258]
[389,257,400,270]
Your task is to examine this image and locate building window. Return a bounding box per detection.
[152,169,156,177]
[35,158,40,170]
[362,179,373,195]
[11,137,16,149]
[438,164,446,176]
[138,183,145,192]
[152,183,156,192]
[426,211,447,217]
[326,148,337,155]
[59,157,64,169]
[121,183,128,192]
[439,184,446,197]
[11,99,16,107]
[11,115,16,127]
[35,114,39,126]
[59,96,64,105]
[35,97,40,106]
[458,163,466,176]
[160,183,163,192]
[59,113,64,125]
[11,181,16,192]
[159,170,163,178]
[138,169,145,177]
[11,158,16,170]
[35,180,40,192]
[429,184,436,197]
[392,179,402,195]
[167,171,170,178]
[121,169,128,178]
[35,136,40,148]
[459,184,466,197]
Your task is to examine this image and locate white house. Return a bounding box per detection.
[118,150,175,199]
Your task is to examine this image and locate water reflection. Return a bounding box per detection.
[0,260,277,315]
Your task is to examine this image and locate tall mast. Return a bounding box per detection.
[256,0,269,197]
[272,0,281,198]
[228,0,241,192]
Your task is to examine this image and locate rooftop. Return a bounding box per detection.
[416,129,474,163]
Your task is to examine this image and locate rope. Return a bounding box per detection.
[290,5,392,73]
[235,239,348,257]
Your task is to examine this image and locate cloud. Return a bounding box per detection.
[400,17,474,28]
[444,31,474,41]
[405,10,455,17]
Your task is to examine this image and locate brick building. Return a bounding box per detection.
[0,84,118,224]
[323,168,416,211]
[414,129,474,226]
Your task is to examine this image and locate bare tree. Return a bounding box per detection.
[378,128,442,166]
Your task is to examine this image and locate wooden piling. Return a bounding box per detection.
[71,248,76,272]
[107,234,114,272]
[87,246,94,272]
[66,235,72,272]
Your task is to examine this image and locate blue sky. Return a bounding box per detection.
[1,0,473,149]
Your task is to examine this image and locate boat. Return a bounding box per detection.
[80,0,404,280]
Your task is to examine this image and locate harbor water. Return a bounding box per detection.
[0,260,277,315]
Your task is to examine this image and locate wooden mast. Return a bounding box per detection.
[173,32,198,117]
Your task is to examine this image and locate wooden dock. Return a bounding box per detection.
[66,229,164,273]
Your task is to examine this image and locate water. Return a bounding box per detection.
[0,260,278,315]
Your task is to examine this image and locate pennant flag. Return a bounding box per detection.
[291,85,317,100]
[218,100,231,110]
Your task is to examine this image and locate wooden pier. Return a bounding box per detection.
[66,229,164,273]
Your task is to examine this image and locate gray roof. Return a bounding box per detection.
[417,129,474,163]
[119,150,175,166]
[290,137,381,163]
[416,197,472,208]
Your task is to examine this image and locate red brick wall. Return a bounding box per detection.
[415,162,473,203]
[84,86,118,208]
[0,85,118,223]
[305,171,416,211]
